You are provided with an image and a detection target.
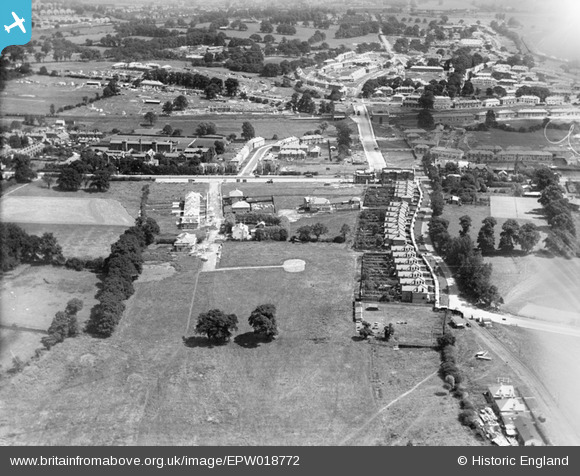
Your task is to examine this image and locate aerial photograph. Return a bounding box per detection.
[0,0,579,447]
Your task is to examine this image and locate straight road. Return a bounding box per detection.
[351,104,387,171]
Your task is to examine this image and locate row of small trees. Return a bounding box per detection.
[437,333,479,430]
[192,304,278,344]
[85,216,160,337]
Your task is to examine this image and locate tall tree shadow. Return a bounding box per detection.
[234,332,271,349]
[182,335,224,348]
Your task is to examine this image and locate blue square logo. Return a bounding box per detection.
[1,0,32,53]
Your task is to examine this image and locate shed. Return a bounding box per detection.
[514,416,544,446]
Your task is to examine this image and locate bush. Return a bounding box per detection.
[458,409,478,428]
[65,257,85,271]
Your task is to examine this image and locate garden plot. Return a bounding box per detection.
[355,209,386,251]
[359,253,401,302]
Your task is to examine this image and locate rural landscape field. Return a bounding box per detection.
[1,0,580,451]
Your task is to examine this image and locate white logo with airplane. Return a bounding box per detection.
[5,12,26,34]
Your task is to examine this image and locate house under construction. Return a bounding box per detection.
[174,191,209,229]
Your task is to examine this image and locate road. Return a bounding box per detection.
[238,144,272,177]
[350,104,387,171]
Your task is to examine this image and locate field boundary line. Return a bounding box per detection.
[338,370,438,446]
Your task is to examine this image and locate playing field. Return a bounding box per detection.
[489,196,546,225]
[1,197,134,226]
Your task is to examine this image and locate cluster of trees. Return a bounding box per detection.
[85,216,160,337]
[0,223,64,272]
[41,299,83,350]
[12,155,37,183]
[296,223,329,242]
[193,304,278,344]
[429,216,502,308]
[534,168,579,257]
[254,226,289,242]
[335,21,380,39]
[56,160,114,193]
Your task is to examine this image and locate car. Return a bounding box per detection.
[266,179,274,183]
[324,182,331,186]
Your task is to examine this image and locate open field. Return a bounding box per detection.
[8,180,144,217]
[0,265,99,371]
[0,239,484,445]
[287,210,359,239]
[466,129,567,151]
[0,74,98,116]
[487,254,580,324]
[1,197,134,226]
[489,196,546,226]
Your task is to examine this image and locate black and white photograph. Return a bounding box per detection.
[1,0,580,454]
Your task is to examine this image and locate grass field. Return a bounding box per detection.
[0,265,99,371]
[1,196,134,226]
[489,196,546,226]
[0,238,485,445]
[466,129,566,151]
[0,74,97,116]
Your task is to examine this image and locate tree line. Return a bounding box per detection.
[85,214,160,338]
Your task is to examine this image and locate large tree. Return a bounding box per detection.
[57,166,83,191]
[417,109,434,130]
[241,121,256,141]
[498,219,520,252]
[195,309,238,343]
[459,215,472,237]
[224,77,239,97]
[172,95,189,111]
[13,155,37,183]
[477,217,497,254]
[90,169,112,192]
[517,223,540,254]
[248,304,278,340]
[311,222,329,241]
